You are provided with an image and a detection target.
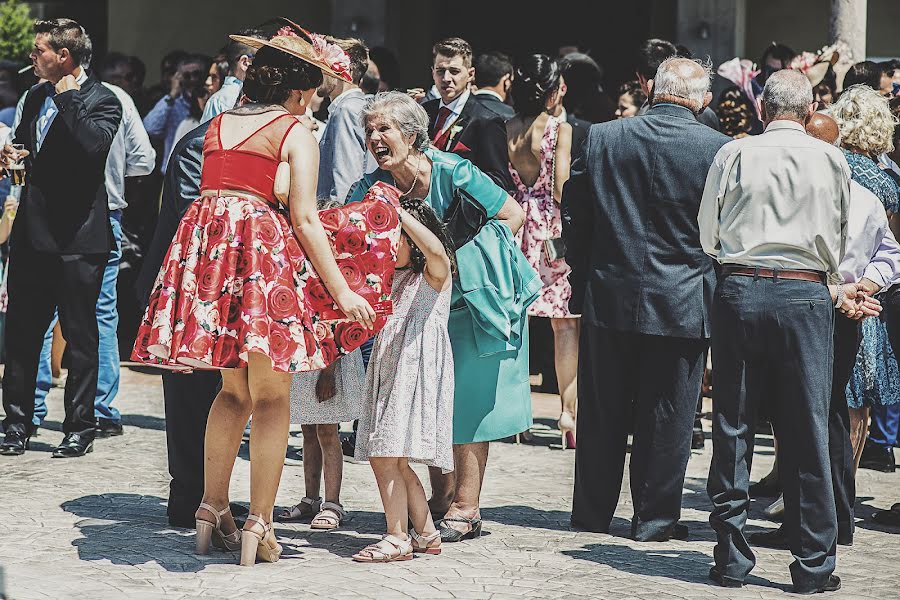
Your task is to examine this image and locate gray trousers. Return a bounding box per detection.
[707,273,837,588]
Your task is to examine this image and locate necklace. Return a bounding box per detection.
[399,154,422,197]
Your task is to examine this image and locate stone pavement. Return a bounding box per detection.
[1,368,898,600]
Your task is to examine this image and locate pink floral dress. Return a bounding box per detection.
[509,115,576,318]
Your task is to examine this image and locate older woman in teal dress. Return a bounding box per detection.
[348,91,534,542]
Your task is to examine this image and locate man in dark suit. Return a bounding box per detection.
[422,38,513,192]
[562,58,730,541]
[135,120,221,526]
[473,51,515,121]
[0,19,122,458]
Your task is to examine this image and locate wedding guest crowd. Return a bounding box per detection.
[1,11,900,592]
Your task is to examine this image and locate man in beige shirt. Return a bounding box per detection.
[699,70,867,594]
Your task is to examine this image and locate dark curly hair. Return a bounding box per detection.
[512,54,560,117]
[617,80,647,107]
[399,198,457,276]
[242,45,324,105]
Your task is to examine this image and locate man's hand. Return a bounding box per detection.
[1,144,28,171]
[406,88,426,103]
[55,74,81,94]
[858,277,881,296]
[315,363,338,402]
[838,283,882,320]
[169,71,183,99]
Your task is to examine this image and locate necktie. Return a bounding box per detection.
[433,106,452,141]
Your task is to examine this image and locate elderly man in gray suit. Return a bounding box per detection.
[562,57,730,542]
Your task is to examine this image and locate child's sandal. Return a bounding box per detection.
[276,496,322,522]
[310,501,346,530]
[410,528,442,555]
[352,534,413,562]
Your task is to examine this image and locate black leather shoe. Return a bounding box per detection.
[341,433,356,458]
[859,441,896,473]
[749,527,788,549]
[691,429,705,450]
[95,418,124,438]
[749,477,780,498]
[709,566,744,588]
[793,575,842,595]
[52,432,95,458]
[0,430,30,455]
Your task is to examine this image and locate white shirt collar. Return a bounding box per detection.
[764,119,806,134]
[441,89,470,115]
[474,89,503,102]
[74,66,89,86]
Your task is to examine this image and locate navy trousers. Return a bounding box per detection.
[572,325,706,540]
[829,314,861,544]
[708,274,836,588]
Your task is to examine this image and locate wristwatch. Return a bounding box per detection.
[833,284,845,309]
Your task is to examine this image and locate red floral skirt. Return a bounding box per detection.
[131,182,401,373]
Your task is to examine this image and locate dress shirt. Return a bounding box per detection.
[699,119,850,283]
[436,89,470,136]
[200,76,242,124]
[103,83,156,211]
[839,180,900,287]
[143,92,191,173]
[35,68,89,152]
[318,87,370,203]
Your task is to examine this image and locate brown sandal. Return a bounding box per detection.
[277,497,322,522]
[352,534,413,562]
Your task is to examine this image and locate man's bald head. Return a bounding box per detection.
[651,57,712,114]
[806,112,841,146]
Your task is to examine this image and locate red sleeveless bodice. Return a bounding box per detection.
[199,112,299,203]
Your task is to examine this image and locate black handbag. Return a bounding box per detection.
[443,187,489,250]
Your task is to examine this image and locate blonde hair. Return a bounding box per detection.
[831,85,897,155]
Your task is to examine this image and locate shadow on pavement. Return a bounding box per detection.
[121,413,166,431]
[562,542,789,592]
[62,493,236,571]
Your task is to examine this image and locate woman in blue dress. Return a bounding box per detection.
[348,91,537,543]
[833,85,900,468]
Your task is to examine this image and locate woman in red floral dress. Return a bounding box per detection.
[131,24,400,566]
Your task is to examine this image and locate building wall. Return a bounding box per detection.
[107,0,330,82]
[745,0,899,62]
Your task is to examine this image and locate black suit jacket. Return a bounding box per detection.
[136,121,210,308]
[424,94,513,192]
[473,92,515,121]
[566,113,591,164]
[13,72,122,254]
[561,103,730,339]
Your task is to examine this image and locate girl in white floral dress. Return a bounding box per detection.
[353,199,455,562]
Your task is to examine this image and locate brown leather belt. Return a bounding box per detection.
[722,266,826,284]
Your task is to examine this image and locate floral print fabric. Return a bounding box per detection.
[132,181,401,373]
[509,115,577,318]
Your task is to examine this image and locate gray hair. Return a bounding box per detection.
[762,70,813,121]
[360,90,431,151]
[652,57,711,112]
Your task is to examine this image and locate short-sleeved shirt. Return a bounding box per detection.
[346,147,507,219]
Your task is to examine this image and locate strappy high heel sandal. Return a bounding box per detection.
[195,502,241,555]
[558,411,576,450]
[240,514,282,567]
[276,496,322,522]
[410,529,442,555]
[438,516,483,543]
[352,534,413,562]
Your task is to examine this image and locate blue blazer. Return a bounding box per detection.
[561,103,730,339]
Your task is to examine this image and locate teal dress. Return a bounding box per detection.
[348,148,537,443]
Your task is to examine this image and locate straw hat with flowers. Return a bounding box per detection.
[230,18,353,84]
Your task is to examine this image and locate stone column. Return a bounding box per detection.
[830,0,867,62]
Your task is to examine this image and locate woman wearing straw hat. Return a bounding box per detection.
[132,21,398,566]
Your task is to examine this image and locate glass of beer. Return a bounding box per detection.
[8,144,25,186]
